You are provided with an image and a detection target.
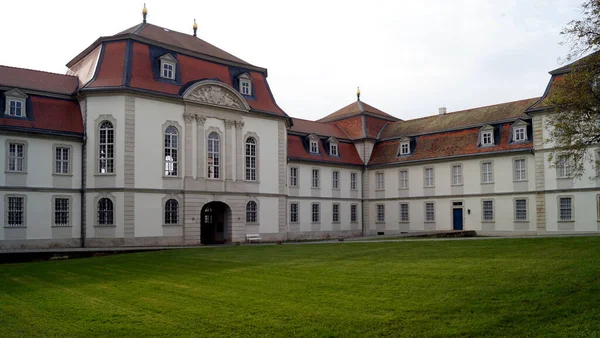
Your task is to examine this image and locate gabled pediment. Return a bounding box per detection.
[308,134,319,141]
[327,136,338,144]
[512,119,530,127]
[182,80,250,111]
[239,72,252,80]
[398,136,410,143]
[159,53,178,64]
[479,124,495,131]
[4,88,28,99]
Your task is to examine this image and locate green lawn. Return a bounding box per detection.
[1,237,600,337]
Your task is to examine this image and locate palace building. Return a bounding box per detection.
[1,9,599,249]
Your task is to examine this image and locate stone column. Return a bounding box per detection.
[225,119,235,181]
[196,115,206,178]
[183,112,195,178]
[235,121,245,181]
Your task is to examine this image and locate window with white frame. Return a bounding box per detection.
[513,127,527,142]
[98,121,114,174]
[557,155,571,178]
[482,200,494,221]
[290,203,299,223]
[55,146,70,174]
[311,203,320,223]
[97,198,114,225]
[481,162,493,183]
[312,169,320,188]
[514,159,526,181]
[452,164,463,185]
[425,202,435,222]
[310,139,319,153]
[240,79,251,95]
[376,204,385,222]
[245,137,257,181]
[207,132,220,179]
[164,199,179,225]
[7,99,24,117]
[481,131,494,146]
[515,199,527,221]
[424,168,434,187]
[559,197,573,221]
[164,126,178,176]
[330,143,338,156]
[290,167,298,187]
[161,61,175,79]
[399,170,409,189]
[7,196,25,227]
[400,203,409,222]
[54,198,70,226]
[399,142,410,155]
[376,172,384,190]
[350,172,357,190]
[246,201,257,223]
[332,170,339,189]
[350,204,358,222]
[7,142,26,172]
[332,204,340,223]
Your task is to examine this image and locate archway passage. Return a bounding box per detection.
[200,202,231,245]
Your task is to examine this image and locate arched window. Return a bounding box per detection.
[98,121,114,174]
[245,137,257,181]
[98,198,113,225]
[207,132,220,179]
[164,126,178,176]
[246,201,257,223]
[164,199,178,224]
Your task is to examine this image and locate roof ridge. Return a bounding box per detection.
[0,64,75,78]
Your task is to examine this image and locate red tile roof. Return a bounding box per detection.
[87,41,127,88]
[364,116,388,139]
[0,96,83,135]
[288,135,363,166]
[318,100,400,123]
[380,98,539,139]
[289,118,349,139]
[369,124,531,166]
[0,65,79,95]
[331,115,365,139]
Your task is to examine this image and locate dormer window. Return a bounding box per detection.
[397,137,411,156]
[327,137,339,156]
[239,73,252,96]
[514,127,526,142]
[4,89,28,118]
[159,53,178,80]
[308,134,319,154]
[478,125,495,147]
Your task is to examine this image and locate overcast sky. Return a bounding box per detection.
[0,0,582,121]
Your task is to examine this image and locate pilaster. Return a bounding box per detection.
[124,96,135,242]
[183,112,195,178]
[225,119,235,181]
[235,121,244,180]
[532,114,546,233]
[196,115,206,179]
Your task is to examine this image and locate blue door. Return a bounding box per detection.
[452,208,463,230]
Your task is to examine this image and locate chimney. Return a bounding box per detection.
[439,107,447,115]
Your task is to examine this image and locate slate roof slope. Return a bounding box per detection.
[0,65,79,95]
[380,97,539,139]
[318,100,400,123]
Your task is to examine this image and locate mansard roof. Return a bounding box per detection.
[289,118,349,139]
[287,135,364,166]
[318,100,400,123]
[0,65,79,95]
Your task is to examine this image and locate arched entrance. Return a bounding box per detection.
[200,202,231,245]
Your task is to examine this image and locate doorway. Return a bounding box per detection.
[452,208,464,230]
[200,202,231,244]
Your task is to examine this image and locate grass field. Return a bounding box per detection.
[1,237,600,337]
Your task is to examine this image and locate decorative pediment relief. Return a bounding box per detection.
[182,80,250,111]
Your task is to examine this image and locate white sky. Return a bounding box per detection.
[0,0,581,121]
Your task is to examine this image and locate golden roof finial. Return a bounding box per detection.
[193,19,198,37]
[357,86,361,101]
[142,3,148,23]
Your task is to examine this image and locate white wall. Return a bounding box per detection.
[288,163,362,198]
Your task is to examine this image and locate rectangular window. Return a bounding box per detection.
[482,200,494,221]
[54,198,69,226]
[376,172,384,190]
[312,169,320,188]
[425,202,435,222]
[559,197,573,221]
[310,140,319,153]
[290,203,299,223]
[330,143,338,156]
[400,142,410,155]
[514,127,526,141]
[332,204,340,223]
[452,165,462,185]
[7,197,24,227]
[162,62,174,79]
[399,170,409,189]
[482,131,493,145]
[7,142,25,172]
[240,80,251,95]
[557,155,571,178]
[376,204,385,222]
[350,204,358,222]
[514,159,526,181]
[8,100,24,117]
[332,170,339,189]
[350,172,357,190]
[515,199,527,221]
[55,147,70,174]
[424,168,434,187]
[311,203,320,223]
[400,203,409,222]
[481,162,493,183]
[290,167,298,187]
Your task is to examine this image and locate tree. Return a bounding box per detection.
[546,0,600,179]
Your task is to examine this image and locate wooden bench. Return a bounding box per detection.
[246,234,263,244]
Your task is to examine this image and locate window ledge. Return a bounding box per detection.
[451,184,464,187]
[350,221,359,224]
[513,220,529,223]
[311,222,321,225]
[424,221,436,223]
[375,221,385,224]
[290,221,300,224]
[244,180,260,184]
[94,173,116,177]
[480,182,495,185]
[350,189,358,191]
[162,176,181,180]
[512,179,528,183]
[311,187,320,190]
[4,226,26,228]
[332,221,341,224]
[5,171,27,174]
[245,222,259,226]
[332,188,341,190]
[557,220,575,223]
[556,177,573,180]
[375,189,385,191]
[53,173,73,177]
[398,187,409,190]
[482,220,495,223]
[162,224,183,227]
[423,186,435,188]
[51,225,72,228]
[399,221,410,224]
[94,225,117,228]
